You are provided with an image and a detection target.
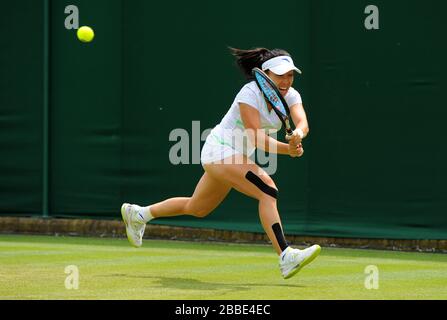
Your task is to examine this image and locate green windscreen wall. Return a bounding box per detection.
[0,1,44,214]
[307,0,447,238]
[1,0,446,239]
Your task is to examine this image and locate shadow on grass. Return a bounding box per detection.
[101,274,306,291]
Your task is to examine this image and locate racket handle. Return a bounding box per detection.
[285,119,293,137]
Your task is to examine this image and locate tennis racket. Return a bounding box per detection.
[252,67,294,137]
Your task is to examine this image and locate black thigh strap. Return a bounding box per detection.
[245,171,278,199]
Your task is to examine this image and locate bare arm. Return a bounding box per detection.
[284,103,309,153]
[239,103,289,155]
[290,103,309,138]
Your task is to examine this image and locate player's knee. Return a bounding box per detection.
[191,208,212,218]
[185,201,211,218]
[258,191,277,203]
[258,189,278,206]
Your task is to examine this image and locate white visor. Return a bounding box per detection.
[261,56,302,75]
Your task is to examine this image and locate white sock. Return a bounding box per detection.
[136,205,154,223]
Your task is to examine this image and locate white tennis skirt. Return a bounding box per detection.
[200,133,240,165]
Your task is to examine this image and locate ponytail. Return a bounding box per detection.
[229,47,272,80]
[229,47,292,80]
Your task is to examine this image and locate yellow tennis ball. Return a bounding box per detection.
[77,26,95,43]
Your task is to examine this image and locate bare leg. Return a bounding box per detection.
[204,155,286,255]
[150,172,231,218]
[149,197,190,218]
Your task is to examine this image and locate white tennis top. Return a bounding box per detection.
[206,81,302,158]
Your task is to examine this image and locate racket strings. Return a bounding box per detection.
[257,77,280,106]
[252,68,293,135]
[259,86,287,115]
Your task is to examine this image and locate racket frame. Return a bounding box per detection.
[252,67,293,136]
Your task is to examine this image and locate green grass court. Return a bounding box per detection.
[0,234,446,300]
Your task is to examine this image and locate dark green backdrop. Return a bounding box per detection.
[1,0,446,239]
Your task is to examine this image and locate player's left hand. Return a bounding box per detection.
[285,129,302,147]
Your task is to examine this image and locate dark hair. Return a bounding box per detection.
[229,47,291,80]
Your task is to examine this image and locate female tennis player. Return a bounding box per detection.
[121,47,321,279]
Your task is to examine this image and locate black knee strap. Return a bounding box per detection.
[245,171,278,199]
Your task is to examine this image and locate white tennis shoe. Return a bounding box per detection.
[279,245,321,279]
[121,203,146,248]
